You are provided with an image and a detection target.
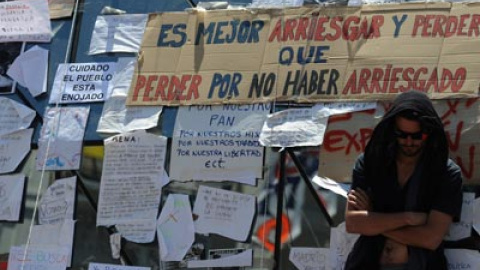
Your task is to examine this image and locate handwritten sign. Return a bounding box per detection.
[36,106,90,170]
[445,192,475,241]
[0,129,32,174]
[89,14,149,55]
[319,99,480,184]
[329,222,359,270]
[97,58,162,133]
[251,0,304,7]
[127,3,480,106]
[38,176,76,224]
[188,249,253,268]
[260,108,328,147]
[0,174,25,221]
[0,97,35,136]
[88,263,150,270]
[0,0,52,43]
[48,0,75,19]
[97,130,167,227]
[49,62,116,104]
[193,185,255,241]
[29,220,76,267]
[170,104,269,184]
[7,245,69,270]
[116,219,157,243]
[157,194,195,262]
[445,249,480,270]
[289,248,330,270]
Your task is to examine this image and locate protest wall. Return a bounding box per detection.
[127,2,480,106]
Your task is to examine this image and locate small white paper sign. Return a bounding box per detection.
[312,175,349,198]
[445,192,475,241]
[259,108,328,147]
[312,102,377,117]
[171,104,269,184]
[0,174,25,221]
[36,106,90,170]
[97,130,167,227]
[0,129,33,174]
[474,197,480,235]
[289,248,330,270]
[38,176,76,224]
[157,194,195,262]
[0,97,35,136]
[116,219,157,243]
[445,249,480,270]
[97,58,162,133]
[109,233,121,259]
[88,262,150,270]
[193,185,255,241]
[29,220,76,267]
[49,62,116,104]
[251,0,304,7]
[8,245,70,270]
[7,45,48,97]
[329,222,360,270]
[89,14,149,55]
[187,249,253,268]
[0,0,52,43]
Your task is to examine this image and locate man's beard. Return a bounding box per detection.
[398,144,424,157]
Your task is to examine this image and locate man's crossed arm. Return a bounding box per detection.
[345,188,453,250]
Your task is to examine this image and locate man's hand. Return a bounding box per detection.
[404,212,428,226]
[347,188,372,211]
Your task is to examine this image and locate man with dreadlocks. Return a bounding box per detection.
[344,91,463,270]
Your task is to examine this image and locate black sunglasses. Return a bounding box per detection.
[394,129,426,140]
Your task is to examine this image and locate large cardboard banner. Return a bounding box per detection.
[127,3,480,106]
[319,98,480,185]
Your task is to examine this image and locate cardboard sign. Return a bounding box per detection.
[170,105,268,184]
[49,63,116,104]
[0,0,52,42]
[318,98,480,184]
[127,3,480,106]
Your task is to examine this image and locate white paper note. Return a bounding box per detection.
[97,58,162,133]
[88,263,150,270]
[110,233,121,259]
[259,108,328,147]
[251,0,304,7]
[171,104,269,184]
[38,176,76,224]
[49,62,116,104]
[312,176,349,198]
[445,192,475,241]
[193,185,255,241]
[187,249,253,268]
[116,219,157,243]
[157,194,195,262]
[89,14,149,55]
[0,174,25,221]
[312,102,377,117]
[474,197,480,235]
[289,248,330,270]
[0,129,33,174]
[29,220,76,266]
[97,130,166,228]
[36,106,90,170]
[0,0,52,43]
[329,222,359,270]
[8,245,70,270]
[7,45,48,97]
[445,249,480,270]
[0,97,35,136]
